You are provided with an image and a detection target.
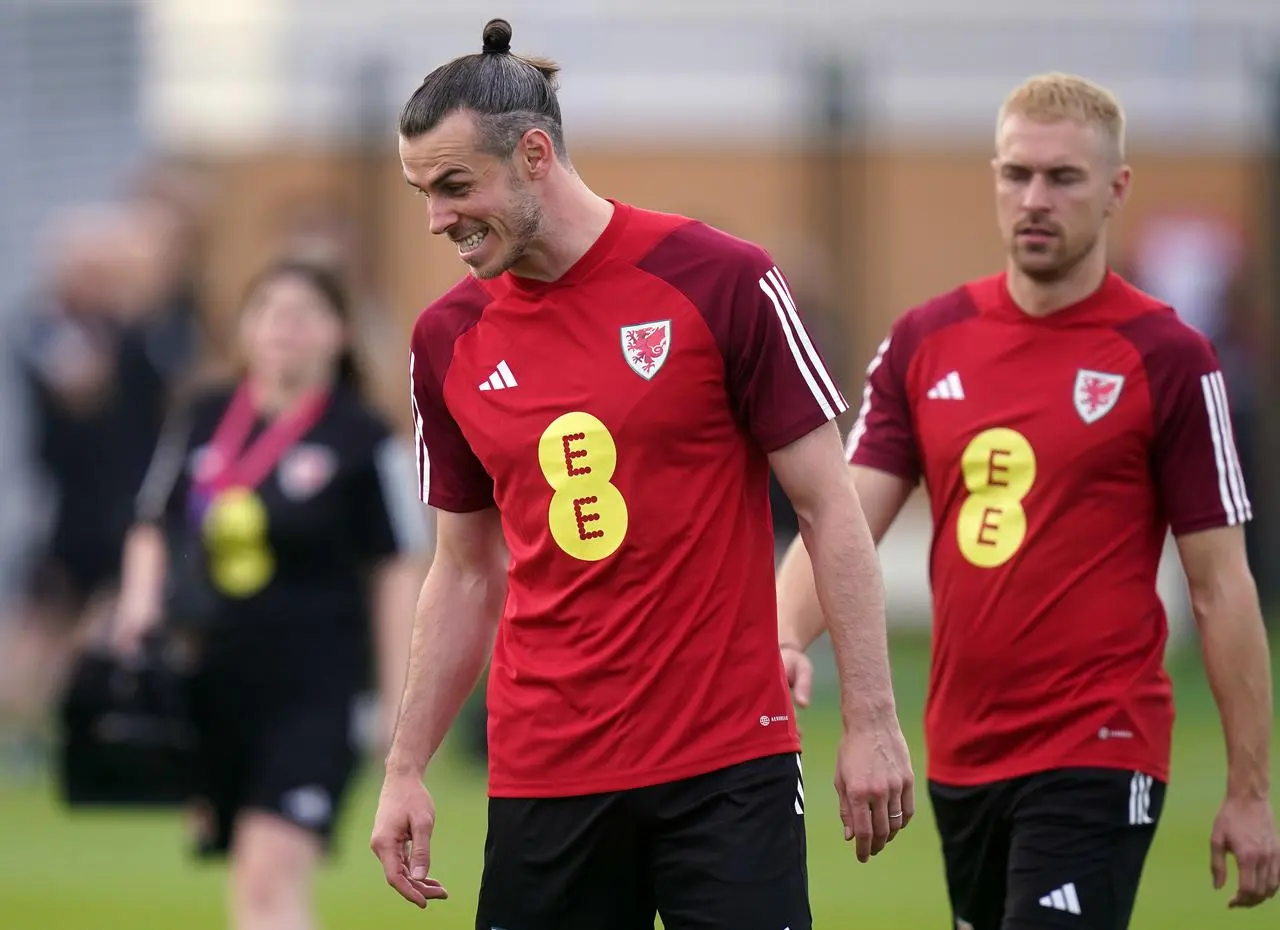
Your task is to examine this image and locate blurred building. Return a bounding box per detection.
[2,0,1278,624]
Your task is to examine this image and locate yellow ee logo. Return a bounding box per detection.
[537,412,629,561]
[956,428,1036,569]
[202,486,275,596]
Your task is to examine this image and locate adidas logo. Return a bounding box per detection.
[1039,882,1082,915]
[926,371,965,400]
[478,361,518,392]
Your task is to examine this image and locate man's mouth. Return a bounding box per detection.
[1017,224,1057,239]
[455,228,489,255]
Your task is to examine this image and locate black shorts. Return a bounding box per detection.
[929,767,1167,930]
[476,752,811,930]
[189,697,358,857]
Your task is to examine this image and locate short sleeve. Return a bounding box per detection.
[730,260,850,451]
[843,328,922,483]
[635,224,848,451]
[350,429,433,560]
[1148,336,1252,534]
[135,405,194,525]
[410,340,494,512]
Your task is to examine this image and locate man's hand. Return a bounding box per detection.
[370,773,450,909]
[1211,794,1280,908]
[834,716,915,863]
[781,643,814,709]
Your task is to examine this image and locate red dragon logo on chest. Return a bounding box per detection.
[1073,369,1126,424]
[620,321,672,380]
[1081,376,1117,413]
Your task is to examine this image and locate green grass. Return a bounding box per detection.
[0,632,1275,929]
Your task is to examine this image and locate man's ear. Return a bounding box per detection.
[518,128,555,180]
[1107,164,1133,217]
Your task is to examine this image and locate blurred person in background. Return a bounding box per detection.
[777,73,1278,928]
[110,257,427,930]
[0,304,44,770]
[124,157,211,394]
[0,203,182,770]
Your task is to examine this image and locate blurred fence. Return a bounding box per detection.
[0,1,143,312]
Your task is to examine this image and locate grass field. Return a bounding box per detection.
[0,631,1276,929]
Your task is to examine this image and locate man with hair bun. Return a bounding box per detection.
[777,72,1279,928]
[369,17,914,930]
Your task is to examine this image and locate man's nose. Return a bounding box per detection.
[1021,174,1053,213]
[428,198,457,237]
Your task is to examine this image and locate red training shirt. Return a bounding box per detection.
[409,201,848,797]
[846,270,1250,786]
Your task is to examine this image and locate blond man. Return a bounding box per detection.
[776,73,1278,928]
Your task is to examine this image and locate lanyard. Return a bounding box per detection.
[193,381,330,500]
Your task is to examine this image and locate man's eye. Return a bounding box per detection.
[443,185,469,197]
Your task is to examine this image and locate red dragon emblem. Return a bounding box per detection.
[621,321,671,380]
[1081,377,1117,413]
[1073,369,1125,424]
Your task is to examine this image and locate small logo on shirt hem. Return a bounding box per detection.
[759,714,791,727]
[1098,726,1134,740]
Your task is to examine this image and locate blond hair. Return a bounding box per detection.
[998,72,1126,163]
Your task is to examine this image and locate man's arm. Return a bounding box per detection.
[770,423,897,728]
[384,507,507,778]
[373,325,500,907]
[1179,526,1272,802]
[1177,525,1278,907]
[1133,322,1279,907]
[776,464,915,655]
[770,420,914,860]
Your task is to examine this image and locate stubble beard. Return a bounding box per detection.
[1013,233,1097,285]
[474,187,545,281]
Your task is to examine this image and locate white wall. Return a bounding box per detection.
[140,0,1280,150]
[140,0,289,148]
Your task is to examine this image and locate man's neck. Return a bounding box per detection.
[1006,248,1109,318]
[510,173,615,282]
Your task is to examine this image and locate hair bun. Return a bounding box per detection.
[482,18,512,55]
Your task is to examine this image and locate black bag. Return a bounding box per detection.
[55,633,200,808]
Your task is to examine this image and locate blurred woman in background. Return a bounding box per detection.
[111,258,428,930]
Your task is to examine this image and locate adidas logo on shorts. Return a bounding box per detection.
[1039,882,1082,915]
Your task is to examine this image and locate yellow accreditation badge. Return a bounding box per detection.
[201,486,275,597]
